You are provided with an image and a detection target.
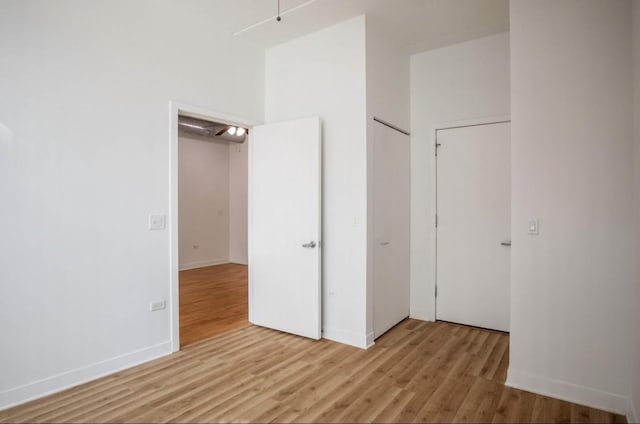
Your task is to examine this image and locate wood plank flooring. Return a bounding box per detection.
[179,263,248,348]
[0,320,626,423]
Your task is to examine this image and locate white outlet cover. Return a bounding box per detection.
[148,214,166,230]
[528,218,539,235]
[150,300,166,311]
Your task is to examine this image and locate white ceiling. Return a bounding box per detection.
[208,0,509,54]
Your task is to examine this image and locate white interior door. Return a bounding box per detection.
[436,122,510,332]
[249,117,322,339]
[373,122,410,339]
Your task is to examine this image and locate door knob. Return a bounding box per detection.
[501,241,512,247]
[302,241,316,248]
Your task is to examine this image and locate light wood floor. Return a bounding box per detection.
[0,320,625,423]
[179,263,248,348]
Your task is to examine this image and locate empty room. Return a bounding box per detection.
[177,114,249,347]
[0,1,639,423]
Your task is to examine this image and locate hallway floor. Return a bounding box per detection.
[179,263,248,347]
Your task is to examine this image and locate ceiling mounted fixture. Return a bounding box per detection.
[178,116,247,144]
[232,0,319,37]
[221,126,248,137]
[179,122,206,130]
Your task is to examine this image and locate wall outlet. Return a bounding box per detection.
[148,214,166,230]
[528,217,539,235]
[150,300,166,312]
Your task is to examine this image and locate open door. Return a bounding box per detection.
[373,121,410,339]
[249,117,322,339]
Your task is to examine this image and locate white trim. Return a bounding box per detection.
[247,125,254,325]
[0,341,171,411]
[169,101,261,353]
[629,397,639,424]
[428,114,511,323]
[178,258,229,271]
[506,368,630,416]
[434,114,511,131]
[366,332,375,349]
[322,327,370,349]
[409,310,432,321]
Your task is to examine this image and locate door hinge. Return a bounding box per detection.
[435,143,441,156]
[435,285,438,298]
[435,214,438,228]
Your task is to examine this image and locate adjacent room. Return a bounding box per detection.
[0,0,639,423]
[177,115,249,347]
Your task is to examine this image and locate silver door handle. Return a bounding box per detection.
[501,241,512,247]
[302,241,316,248]
[380,242,390,246]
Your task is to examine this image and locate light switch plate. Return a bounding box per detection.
[528,217,539,235]
[148,214,166,230]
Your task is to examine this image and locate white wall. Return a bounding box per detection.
[178,134,230,270]
[508,0,634,415]
[365,17,410,339]
[409,33,511,320]
[178,134,248,269]
[632,1,640,421]
[265,16,369,348]
[0,0,263,409]
[229,142,248,265]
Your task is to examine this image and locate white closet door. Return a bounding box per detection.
[373,122,410,339]
[249,117,322,340]
[436,122,511,332]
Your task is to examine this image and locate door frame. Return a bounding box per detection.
[168,101,260,352]
[430,115,510,322]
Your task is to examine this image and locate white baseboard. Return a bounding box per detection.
[228,256,248,266]
[179,257,228,271]
[0,341,172,411]
[322,327,370,349]
[629,397,639,424]
[506,368,630,416]
[409,311,434,322]
[366,331,375,349]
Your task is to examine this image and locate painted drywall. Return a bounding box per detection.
[409,33,511,320]
[229,142,248,265]
[632,1,640,422]
[508,0,634,414]
[0,1,263,409]
[365,17,410,340]
[178,134,230,270]
[265,16,369,348]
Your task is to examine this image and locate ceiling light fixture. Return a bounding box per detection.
[236,127,246,136]
[276,0,281,22]
[227,127,237,136]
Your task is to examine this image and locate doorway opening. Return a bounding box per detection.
[169,103,257,351]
